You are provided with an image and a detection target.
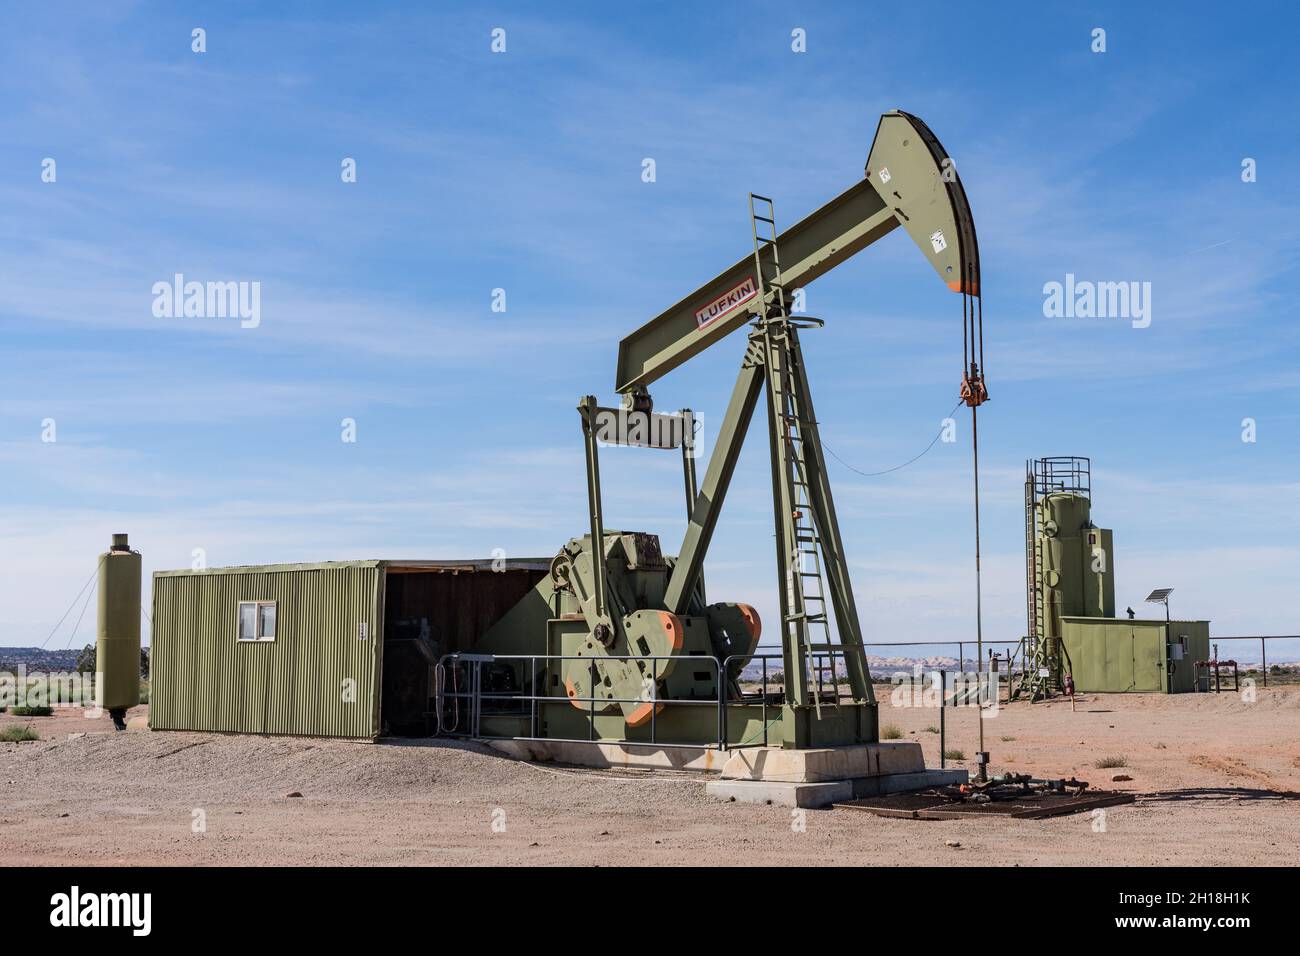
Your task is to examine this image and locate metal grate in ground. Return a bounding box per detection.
[836,787,1135,820]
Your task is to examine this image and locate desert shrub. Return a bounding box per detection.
[10,706,52,717]
[0,726,39,742]
[1095,755,1128,769]
[942,748,965,761]
[880,723,903,740]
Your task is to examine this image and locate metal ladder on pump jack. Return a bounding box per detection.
[748,193,838,717]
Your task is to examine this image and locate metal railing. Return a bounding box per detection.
[863,638,1027,673]
[1029,456,1091,500]
[875,667,1001,769]
[435,652,726,749]
[720,649,871,749]
[434,647,873,750]
[721,652,774,749]
[1207,636,1299,687]
[861,634,1298,691]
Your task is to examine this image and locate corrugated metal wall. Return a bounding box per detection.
[1061,617,1211,693]
[150,563,382,738]
[1062,618,1165,692]
[1167,621,1210,693]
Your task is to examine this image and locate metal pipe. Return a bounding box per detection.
[679,408,705,606]
[940,669,947,769]
[650,656,657,745]
[971,404,987,782]
[530,657,538,738]
[588,659,596,741]
[578,397,608,622]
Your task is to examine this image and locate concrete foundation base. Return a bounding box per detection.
[485,738,729,773]
[481,739,965,809]
[720,742,926,782]
[707,778,853,808]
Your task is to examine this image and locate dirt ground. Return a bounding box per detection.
[3,685,1298,866]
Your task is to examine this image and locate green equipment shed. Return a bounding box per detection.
[1059,617,1210,694]
[149,558,548,739]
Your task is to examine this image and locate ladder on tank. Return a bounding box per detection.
[1022,472,1049,700]
[749,193,839,716]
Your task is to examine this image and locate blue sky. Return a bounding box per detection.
[2,2,1297,663]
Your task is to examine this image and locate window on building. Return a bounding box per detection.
[238,601,277,642]
[258,603,276,640]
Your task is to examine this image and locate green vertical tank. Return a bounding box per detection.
[96,532,141,730]
[1024,458,1115,698]
[1040,491,1115,629]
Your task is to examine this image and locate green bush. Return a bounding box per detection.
[924,725,940,734]
[0,726,39,742]
[10,706,53,717]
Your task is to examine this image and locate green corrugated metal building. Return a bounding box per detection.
[149,558,548,739]
[1060,617,1211,694]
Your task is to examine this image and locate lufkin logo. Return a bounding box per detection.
[694,276,757,329]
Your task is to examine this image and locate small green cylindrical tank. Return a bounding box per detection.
[96,532,141,729]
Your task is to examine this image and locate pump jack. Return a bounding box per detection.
[473,111,985,749]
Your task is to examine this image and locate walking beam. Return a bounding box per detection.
[615,111,980,395]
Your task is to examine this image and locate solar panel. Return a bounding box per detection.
[1144,588,1174,603]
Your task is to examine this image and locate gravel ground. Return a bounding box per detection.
[3,686,1297,866]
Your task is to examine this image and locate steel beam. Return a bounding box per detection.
[785,327,874,702]
[616,182,898,394]
[577,396,607,622]
[664,339,766,615]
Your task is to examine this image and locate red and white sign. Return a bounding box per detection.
[694,276,757,330]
